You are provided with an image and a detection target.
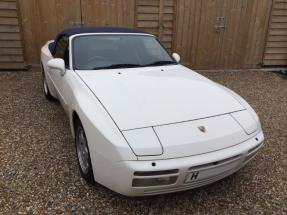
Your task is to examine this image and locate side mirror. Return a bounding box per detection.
[47,58,66,76]
[172,53,181,63]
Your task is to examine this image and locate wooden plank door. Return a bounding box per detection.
[81,0,135,28]
[192,0,225,69]
[194,0,272,69]
[174,0,272,70]
[218,0,272,69]
[263,0,287,66]
[0,0,24,69]
[18,0,82,65]
[136,0,175,53]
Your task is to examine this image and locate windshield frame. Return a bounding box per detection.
[70,33,177,70]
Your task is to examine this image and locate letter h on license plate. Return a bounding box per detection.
[185,171,200,183]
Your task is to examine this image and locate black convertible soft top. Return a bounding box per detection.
[48,27,149,54]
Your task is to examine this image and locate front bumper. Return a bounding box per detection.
[106,131,264,196]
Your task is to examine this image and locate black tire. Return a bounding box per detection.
[74,118,95,183]
[42,65,55,101]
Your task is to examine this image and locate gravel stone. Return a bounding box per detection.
[0,70,286,215]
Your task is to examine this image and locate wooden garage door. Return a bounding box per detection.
[0,0,24,69]
[19,0,134,65]
[18,0,82,65]
[174,0,272,69]
[263,0,287,66]
[136,0,175,52]
[82,0,135,27]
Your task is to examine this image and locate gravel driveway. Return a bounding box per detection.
[0,70,286,215]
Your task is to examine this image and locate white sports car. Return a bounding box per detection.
[41,27,264,196]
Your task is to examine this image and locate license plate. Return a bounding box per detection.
[185,171,200,183]
[185,160,239,183]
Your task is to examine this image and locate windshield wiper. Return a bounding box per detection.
[93,64,142,70]
[143,61,177,67]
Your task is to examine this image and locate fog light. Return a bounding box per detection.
[132,176,178,187]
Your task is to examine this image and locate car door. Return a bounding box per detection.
[49,36,71,113]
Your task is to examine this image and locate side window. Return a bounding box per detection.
[54,36,69,68]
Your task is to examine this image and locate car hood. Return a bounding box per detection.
[76,65,244,131]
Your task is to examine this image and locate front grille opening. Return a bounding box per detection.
[134,169,179,176]
[188,154,241,171]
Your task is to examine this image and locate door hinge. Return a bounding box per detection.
[70,20,84,27]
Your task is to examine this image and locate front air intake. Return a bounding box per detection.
[134,169,179,176]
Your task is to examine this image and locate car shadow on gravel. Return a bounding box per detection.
[274,71,287,80]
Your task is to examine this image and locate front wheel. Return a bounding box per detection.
[75,118,95,183]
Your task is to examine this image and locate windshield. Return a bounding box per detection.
[72,35,176,70]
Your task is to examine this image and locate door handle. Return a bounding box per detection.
[214,25,227,33]
[214,16,226,33]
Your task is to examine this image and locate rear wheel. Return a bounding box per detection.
[75,118,95,183]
